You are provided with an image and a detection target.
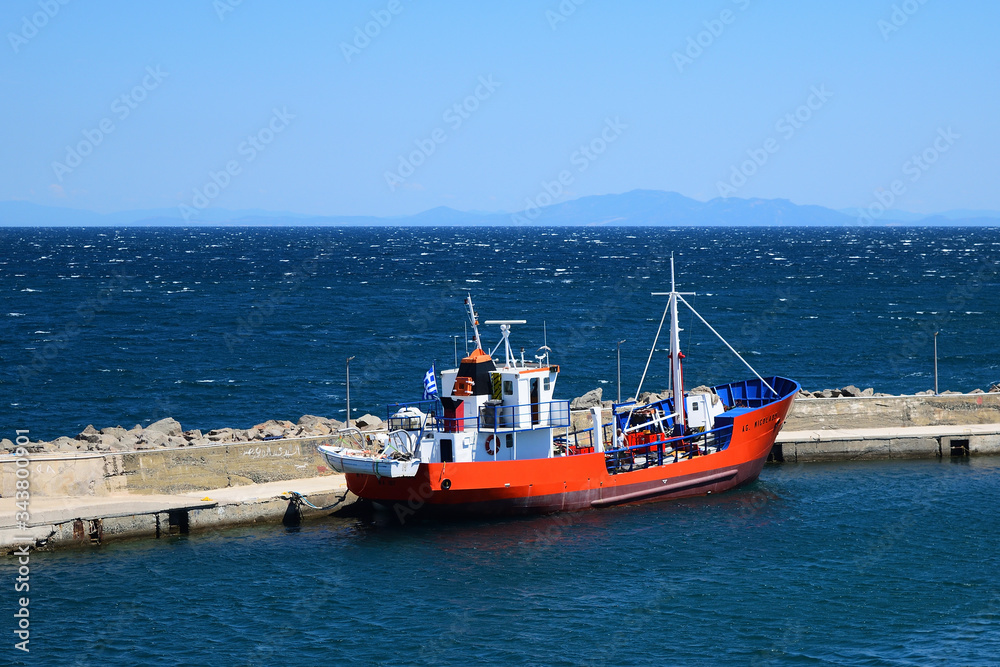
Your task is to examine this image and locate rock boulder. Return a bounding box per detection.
[77,425,101,443]
[298,415,335,436]
[139,431,168,448]
[207,428,234,442]
[146,417,183,438]
[570,388,603,410]
[100,426,128,439]
[52,436,80,452]
[355,414,383,431]
[637,391,661,405]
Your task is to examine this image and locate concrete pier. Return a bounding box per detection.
[0,433,356,554]
[782,393,1000,431]
[773,393,1000,462]
[0,474,352,554]
[775,423,1000,462]
[1,434,342,498]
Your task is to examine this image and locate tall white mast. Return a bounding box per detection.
[643,256,775,433]
[669,254,686,430]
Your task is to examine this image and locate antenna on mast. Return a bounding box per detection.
[671,252,676,293]
[485,319,527,368]
[465,294,483,352]
[537,320,551,365]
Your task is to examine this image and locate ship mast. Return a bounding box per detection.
[465,294,483,352]
[646,254,694,432]
[633,255,776,433]
[668,255,686,431]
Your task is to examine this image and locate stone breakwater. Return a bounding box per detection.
[5,382,999,456]
[566,384,1000,435]
[793,383,1000,400]
[1,413,388,455]
[568,383,1000,409]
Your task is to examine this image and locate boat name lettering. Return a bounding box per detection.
[753,413,779,428]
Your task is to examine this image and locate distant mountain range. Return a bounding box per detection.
[2,190,999,227]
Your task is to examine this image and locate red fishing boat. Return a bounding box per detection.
[320,259,799,517]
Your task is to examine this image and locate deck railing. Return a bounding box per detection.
[385,399,442,422]
[480,400,571,432]
[434,400,572,433]
[602,423,735,474]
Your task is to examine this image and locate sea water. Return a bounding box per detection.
[2,226,1000,664]
[5,458,1000,665]
[3,226,998,439]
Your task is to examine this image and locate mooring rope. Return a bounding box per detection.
[285,490,346,511]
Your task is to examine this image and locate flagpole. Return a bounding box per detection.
[346,355,355,429]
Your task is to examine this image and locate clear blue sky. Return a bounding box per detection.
[2,0,997,217]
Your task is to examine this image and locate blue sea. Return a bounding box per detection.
[3,225,1000,665]
[3,226,999,440]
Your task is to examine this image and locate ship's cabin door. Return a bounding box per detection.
[530,378,540,425]
[440,438,453,463]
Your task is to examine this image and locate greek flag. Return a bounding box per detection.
[423,364,438,399]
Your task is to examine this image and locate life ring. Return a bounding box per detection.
[485,434,498,456]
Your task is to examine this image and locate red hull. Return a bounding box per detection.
[345,392,797,516]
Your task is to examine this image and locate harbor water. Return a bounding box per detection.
[3,225,1000,664]
[5,457,1000,665]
